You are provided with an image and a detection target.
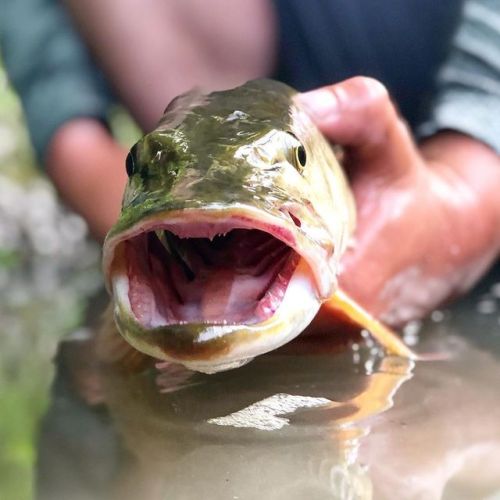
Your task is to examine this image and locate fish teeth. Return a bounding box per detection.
[209,230,228,241]
[162,230,196,280]
[155,230,171,252]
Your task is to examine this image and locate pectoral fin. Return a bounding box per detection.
[323,289,418,360]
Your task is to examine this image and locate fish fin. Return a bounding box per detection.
[323,289,418,360]
[96,305,152,372]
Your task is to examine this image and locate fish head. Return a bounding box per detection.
[103,79,355,373]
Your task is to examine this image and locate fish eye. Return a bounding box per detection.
[296,144,307,168]
[285,132,307,172]
[125,144,138,177]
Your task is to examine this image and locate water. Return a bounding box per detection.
[32,268,500,500]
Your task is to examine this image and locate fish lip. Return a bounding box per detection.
[103,206,334,299]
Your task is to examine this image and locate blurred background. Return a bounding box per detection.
[1,1,500,498]
[0,55,137,500]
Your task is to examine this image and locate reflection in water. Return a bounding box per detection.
[206,393,334,431]
[36,273,500,500]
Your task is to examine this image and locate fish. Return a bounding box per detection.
[102,79,415,373]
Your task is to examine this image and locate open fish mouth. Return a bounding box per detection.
[104,210,332,330]
[123,225,299,327]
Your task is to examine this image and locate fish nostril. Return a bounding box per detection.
[279,207,302,228]
[288,212,302,228]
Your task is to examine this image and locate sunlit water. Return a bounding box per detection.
[35,269,500,500]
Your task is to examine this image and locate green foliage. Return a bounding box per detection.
[0,249,19,269]
[0,294,86,500]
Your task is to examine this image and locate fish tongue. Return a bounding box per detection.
[200,268,272,323]
[201,269,235,321]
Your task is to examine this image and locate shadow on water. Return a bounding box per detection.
[36,270,500,500]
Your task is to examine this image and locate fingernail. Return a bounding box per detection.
[296,89,340,121]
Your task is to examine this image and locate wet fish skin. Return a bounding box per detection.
[102,79,413,373]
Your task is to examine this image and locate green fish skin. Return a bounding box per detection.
[103,79,357,373]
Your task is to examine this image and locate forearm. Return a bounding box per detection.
[64,0,274,131]
[45,119,128,242]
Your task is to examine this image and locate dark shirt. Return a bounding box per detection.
[273,0,464,127]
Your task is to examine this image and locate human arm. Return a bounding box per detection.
[40,0,274,240]
[63,0,275,131]
[53,0,274,239]
[2,0,274,242]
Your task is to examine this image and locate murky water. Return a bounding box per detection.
[35,269,500,500]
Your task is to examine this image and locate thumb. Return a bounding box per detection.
[296,77,420,179]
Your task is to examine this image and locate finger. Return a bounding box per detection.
[296,77,419,178]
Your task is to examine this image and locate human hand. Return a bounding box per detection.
[298,77,500,325]
[46,119,128,242]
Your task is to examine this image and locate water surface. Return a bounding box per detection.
[36,270,500,500]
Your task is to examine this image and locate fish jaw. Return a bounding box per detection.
[103,206,335,372]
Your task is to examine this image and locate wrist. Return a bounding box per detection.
[422,132,500,240]
[421,132,500,212]
[421,132,500,290]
